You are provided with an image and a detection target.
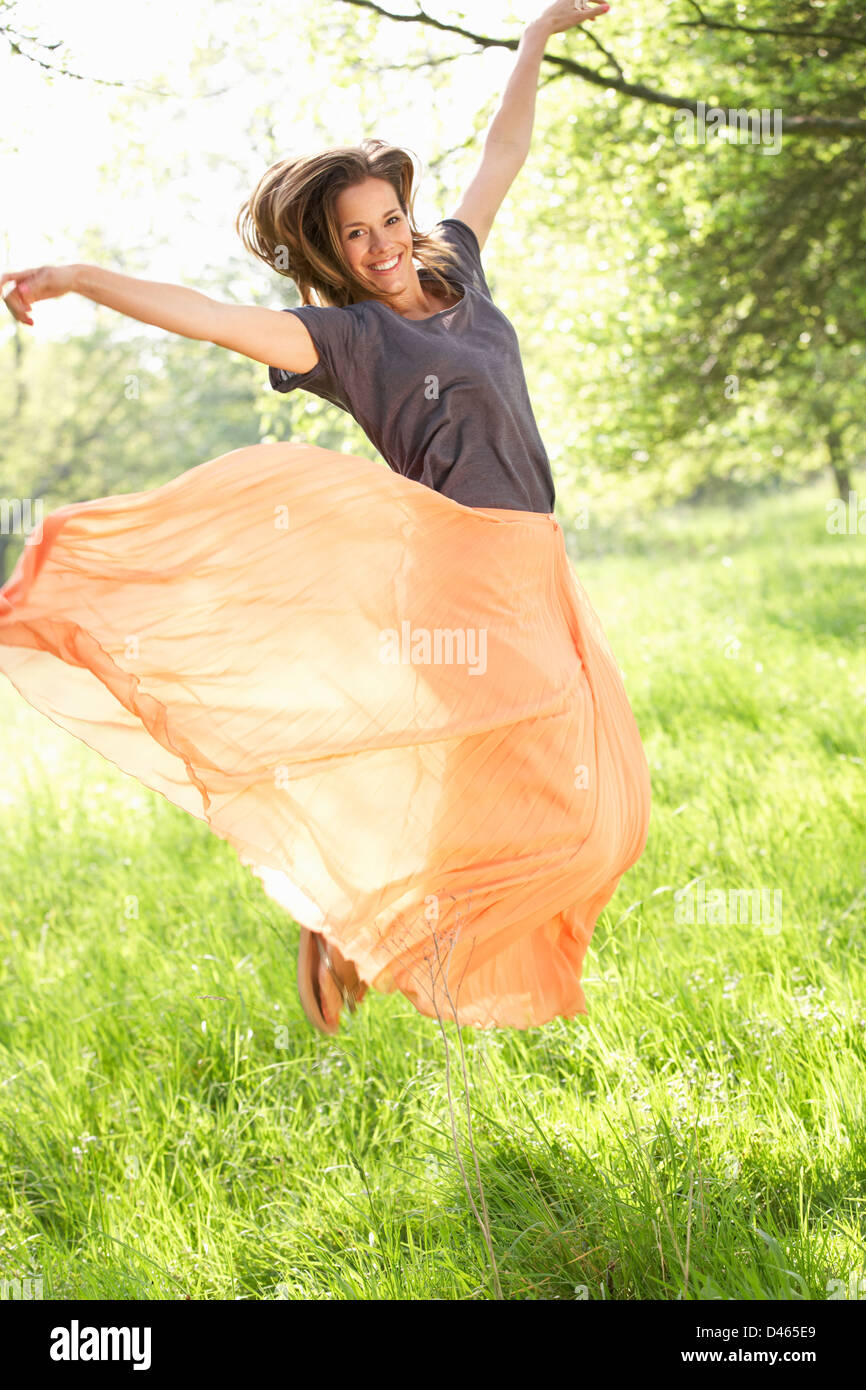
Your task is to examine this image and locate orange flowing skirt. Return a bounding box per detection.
[0,443,651,1028]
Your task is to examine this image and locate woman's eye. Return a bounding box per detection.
[347,216,400,241]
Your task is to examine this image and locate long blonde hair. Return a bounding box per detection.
[236,139,462,309]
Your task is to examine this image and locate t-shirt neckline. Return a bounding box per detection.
[398,269,467,321]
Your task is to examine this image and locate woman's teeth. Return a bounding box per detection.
[370,254,401,272]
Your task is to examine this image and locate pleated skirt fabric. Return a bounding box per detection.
[0,442,651,1029]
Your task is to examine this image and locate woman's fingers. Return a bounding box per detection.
[2,271,33,318]
[1,268,38,296]
[542,0,611,32]
[1,279,35,326]
[1,266,68,325]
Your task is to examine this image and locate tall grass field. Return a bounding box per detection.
[1,481,864,1301]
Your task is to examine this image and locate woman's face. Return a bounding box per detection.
[334,177,414,293]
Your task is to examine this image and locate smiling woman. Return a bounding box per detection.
[234,140,465,313]
[0,0,646,1038]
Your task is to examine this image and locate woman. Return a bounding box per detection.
[0,0,649,1035]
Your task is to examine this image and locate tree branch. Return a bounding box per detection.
[677,2,866,50]
[0,23,230,97]
[333,0,866,136]
[371,50,464,73]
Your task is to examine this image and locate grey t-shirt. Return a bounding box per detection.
[267,218,556,513]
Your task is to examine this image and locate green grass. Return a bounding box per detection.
[1,478,865,1301]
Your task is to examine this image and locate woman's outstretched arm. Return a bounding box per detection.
[451,0,610,252]
[0,263,319,374]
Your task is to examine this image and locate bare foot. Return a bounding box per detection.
[315,945,346,1030]
[327,939,368,1007]
[299,930,368,1034]
[297,927,338,1034]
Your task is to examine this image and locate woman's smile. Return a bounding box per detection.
[367,252,403,275]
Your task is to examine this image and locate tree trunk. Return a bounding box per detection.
[826,431,852,499]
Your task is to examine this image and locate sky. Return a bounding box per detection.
[0,0,529,336]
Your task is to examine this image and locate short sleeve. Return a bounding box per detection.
[433,219,493,301]
[268,304,363,411]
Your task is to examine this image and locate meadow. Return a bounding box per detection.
[1,479,864,1301]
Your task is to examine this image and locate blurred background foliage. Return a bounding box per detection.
[1,0,864,582]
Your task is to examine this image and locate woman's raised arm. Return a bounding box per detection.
[451,0,610,252]
[0,263,319,374]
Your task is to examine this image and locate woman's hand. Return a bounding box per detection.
[536,0,611,36]
[1,264,78,327]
